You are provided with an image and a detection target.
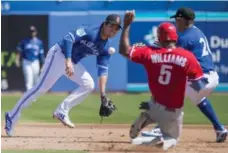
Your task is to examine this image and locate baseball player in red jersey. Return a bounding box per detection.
[119,10,207,150]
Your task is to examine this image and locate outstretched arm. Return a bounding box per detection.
[99,76,108,96]
[97,54,117,117]
[119,26,130,57]
[119,10,135,58]
[97,54,110,96]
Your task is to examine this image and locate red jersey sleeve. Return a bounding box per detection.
[129,43,150,64]
[186,52,204,80]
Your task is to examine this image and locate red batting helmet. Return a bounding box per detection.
[157,22,178,42]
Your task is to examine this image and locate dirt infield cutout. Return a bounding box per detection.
[1,123,228,153]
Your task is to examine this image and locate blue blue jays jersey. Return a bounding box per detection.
[17,37,44,64]
[177,26,215,73]
[58,24,114,76]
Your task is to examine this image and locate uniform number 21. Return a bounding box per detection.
[158,65,173,85]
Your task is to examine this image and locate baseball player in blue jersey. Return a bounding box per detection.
[16,26,45,91]
[141,8,227,143]
[5,14,121,136]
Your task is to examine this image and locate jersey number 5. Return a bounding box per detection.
[158,64,173,85]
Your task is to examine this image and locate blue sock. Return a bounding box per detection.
[198,98,224,131]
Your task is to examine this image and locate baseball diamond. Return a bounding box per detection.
[1,1,228,153]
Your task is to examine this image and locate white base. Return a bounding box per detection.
[131,136,177,151]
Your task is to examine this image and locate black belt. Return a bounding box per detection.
[165,108,177,112]
[153,101,177,112]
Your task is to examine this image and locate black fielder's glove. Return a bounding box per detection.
[99,94,117,117]
[139,101,150,110]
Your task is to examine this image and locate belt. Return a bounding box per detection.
[165,108,176,112]
[153,101,178,112]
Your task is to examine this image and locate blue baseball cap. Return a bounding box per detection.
[105,14,122,29]
[170,7,195,20]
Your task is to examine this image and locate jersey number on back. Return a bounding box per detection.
[158,64,173,85]
[200,37,211,57]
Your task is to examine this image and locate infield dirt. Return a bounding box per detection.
[2,123,228,153]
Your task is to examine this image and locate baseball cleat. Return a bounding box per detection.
[162,137,177,150]
[129,112,150,139]
[5,112,13,137]
[131,136,162,145]
[141,126,162,137]
[216,128,227,143]
[53,111,75,128]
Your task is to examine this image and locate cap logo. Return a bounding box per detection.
[76,28,86,37]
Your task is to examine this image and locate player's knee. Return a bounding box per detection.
[84,79,95,92]
[191,97,203,106]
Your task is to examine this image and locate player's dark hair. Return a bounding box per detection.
[104,21,114,26]
[104,21,112,27]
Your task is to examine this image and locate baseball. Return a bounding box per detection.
[108,47,116,54]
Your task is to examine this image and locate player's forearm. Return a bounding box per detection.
[15,52,21,67]
[16,52,20,61]
[119,26,131,57]
[99,75,108,95]
[189,77,207,92]
[16,52,21,63]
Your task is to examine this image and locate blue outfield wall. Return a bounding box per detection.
[2,1,228,13]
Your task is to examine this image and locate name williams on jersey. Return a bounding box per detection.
[151,53,187,67]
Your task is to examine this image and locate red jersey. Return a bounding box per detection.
[129,44,203,108]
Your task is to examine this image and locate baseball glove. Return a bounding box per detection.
[139,101,150,110]
[99,95,117,117]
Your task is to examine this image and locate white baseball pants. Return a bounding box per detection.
[8,44,95,123]
[186,71,219,105]
[22,59,40,91]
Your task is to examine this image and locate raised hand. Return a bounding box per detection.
[123,10,135,27]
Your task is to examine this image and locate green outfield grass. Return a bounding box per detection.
[1,93,228,124]
[2,150,87,153]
